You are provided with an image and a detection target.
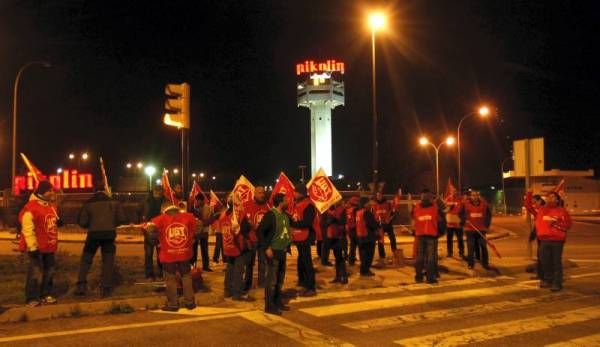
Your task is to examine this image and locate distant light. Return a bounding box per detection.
[446,136,455,145]
[491,186,496,190]
[144,166,156,177]
[57,168,63,174]
[276,178,279,183]
[68,153,75,160]
[173,168,179,174]
[81,153,89,160]
[368,12,386,31]
[419,137,429,146]
[338,174,344,180]
[357,182,361,186]
[192,173,197,177]
[212,176,216,180]
[126,163,132,169]
[200,172,205,178]
[137,162,143,169]
[156,179,162,185]
[347,184,351,188]
[478,106,490,117]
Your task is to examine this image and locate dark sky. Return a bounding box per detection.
[1,0,599,192]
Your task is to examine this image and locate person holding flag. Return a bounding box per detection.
[243,185,270,290]
[18,180,59,306]
[290,183,318,297]
[322,202,348,284]
[460,191,492,270]
[373,191,397,261]
[444,179,465,259]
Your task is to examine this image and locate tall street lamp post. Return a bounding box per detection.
[457,106,492,193]
[368,12,386,193]
[419,136,455,197]
[501,156,513,214]
[11,61,51,193]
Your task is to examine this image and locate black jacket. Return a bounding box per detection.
[360,209,379,243]
[79,192,127,239]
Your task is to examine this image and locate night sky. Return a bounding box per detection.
[1,0,599,192]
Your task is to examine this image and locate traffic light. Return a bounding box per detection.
[164,82,190,129]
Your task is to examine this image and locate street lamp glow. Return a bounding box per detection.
[69,153,75,160]
[173,168,179,174]
[136,162,143,169]
[144,165,156,177]
[368,12,386,31]
[81,153,89,160]
[156,179,162,185]
[419,137,429,146]
[446,136,455,145]
[212,176,216,180]
[126,163,132,169]
[57,168,63,174]
[338,174,344,180]
[478,106,490,117]
[200,172,205,178]
[192,173,196,177]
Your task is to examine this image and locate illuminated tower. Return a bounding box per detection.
[296,59,345,175]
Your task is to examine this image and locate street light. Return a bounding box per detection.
[144,165,156,190]
[137,162,143,169]
[457,105,493,193]
[11,61,51,193]
[173,168,179,174]
[501,156,513,214]
[81,153,89,161]
[69,153,75,160]
[126,163,132,169]
[419,136,455,197]
[367,11,386,193]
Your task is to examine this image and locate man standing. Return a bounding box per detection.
[373,191,397,260]
[412,189,445,283]
[76,181,126,297]
[460,191,492,270]
[323,203,348,284]
[191,194,217,272]
[290,184,317,297]
[444,189,464,259]
[142,185,165,280]
[18,181,59,307]
[345,196,359,266]
[356,197,379,276]
[146,202,198,311]
[242,186,270,289]
[256,193,292,315]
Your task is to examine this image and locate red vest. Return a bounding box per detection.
[243,200,270,248]
[291,198,318,242]
[374,201,392,224]
[355,209,367,238]
[18,200,59,253]
[345,206,356,231]
[326,206,346,239]
[152,212,197,263]
[444,196,462,228]
[463,201,488,232]
[413,204,438,237]
[218,210,245,257]
[535,206,570,241]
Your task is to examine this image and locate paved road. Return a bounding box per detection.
[1,216,599,346]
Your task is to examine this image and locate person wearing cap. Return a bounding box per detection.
[76,181,127,297]
[18,180,59,307]
[142,185,165,280]
[146,202,199,311]
[290,183,318,297]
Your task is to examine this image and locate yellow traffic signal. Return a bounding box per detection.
[163,82,190,129]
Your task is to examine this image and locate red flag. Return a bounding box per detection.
[188,180,206,209]
[269,172,295,210]
[209,190,223,209]
[99,156,112,197]
[20,153,44,185]
[553,178,565,196]
[445,177,457,198]
[230,175,255,205]
[466,220,502,258]
[161,169,177,204]
[306,168,342,214]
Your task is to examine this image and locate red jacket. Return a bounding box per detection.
[152,212,197,263]
[18,197,59,253]
[291,198,319,242]
[525,192,571,241]
[412,203,438,237]
[461,200,491,232]
[325,205,346,239]
[243,200,270,248]
[444,196,462,228]
[218,210,249,257]
[373,200,392,225]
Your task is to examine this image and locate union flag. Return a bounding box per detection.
[269,172,295,211]
[20,153,44,184]
[188,180,206,210]
[306,167,342,214]
[445,177,457,198]
[230,175,255,205]
[209,190,224,209]
[553,178,566,197]
[162,169,177,205]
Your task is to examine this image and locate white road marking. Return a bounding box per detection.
[569,272,600,279]
[545,332,600,347]
[394,305,600,347]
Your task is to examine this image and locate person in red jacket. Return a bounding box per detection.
[345,196,360,266]
[322,202,348,284]
[444,190,465,259]
[147,202,198,311]
[373,191,397,260]
[460,191,492,270]
[525,190,571,291]
[412,189,446,283]
[356,197,379,276]
[18,181,59,307]
[290,184,318,296]
[242,185,270,290]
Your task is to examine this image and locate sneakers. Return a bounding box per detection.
[185,303,197,310]
[42,296,58,305]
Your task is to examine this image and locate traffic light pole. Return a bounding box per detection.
[181,128,189,197]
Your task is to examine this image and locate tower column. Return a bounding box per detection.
[310,103,332,175]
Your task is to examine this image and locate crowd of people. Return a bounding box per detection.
[17,179,571,314]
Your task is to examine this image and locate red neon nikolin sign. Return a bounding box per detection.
[13,170,94,195]
[296,60,345,76]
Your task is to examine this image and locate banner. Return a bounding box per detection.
[209,190,224,209]
[162,169,177,204]
[306,167,342,214]
[20,153,44,185]
[445,177,457,198]
[269,172,295,211]
[231,175,255,205]
[99,157,112,197]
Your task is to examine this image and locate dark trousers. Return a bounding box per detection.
[225,252,248,298]
[296,242,316,290]
[265,250,286,312]
[536,239,544,279]
[341,236,348,260]
[331,239,347,280]
[26,252,55,302]
[144,234,162,278]
[348,230,358,265]
[213,233,224,262]
[77,237,116,289]
[466,231,488,267]
[191,236,210,269]
[415,236,438,282]
[540,240,564,288]
[163,262,194,308]
[446,227,465,256]
[316,240,323,258]
[257,248,268,287]
[321,238,332,265]
[359,241,376,275]
[243,248,256,291]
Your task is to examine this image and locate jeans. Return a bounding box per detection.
[26,252,55,302]
[225,252,248,298]
[415,236,438,282]
[264,250,286,311]
[321,238,332,265]
[466,231,488,267]
[359,241,375,275]
[144,234,162,278]
[243,248,256,291]
[540,240,564,288]
[446,227,465,256]
[191,236,210,269]
[348,229,358,265]
[331,238,347,280]
[296,242,315,290]
[163,262,194,308]
[257,248,268,287]
[77,237,116,289]
[213,233,224,263]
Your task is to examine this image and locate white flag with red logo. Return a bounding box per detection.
[269,172,295,209]
[306,167,342,214]
[230,175,255,205]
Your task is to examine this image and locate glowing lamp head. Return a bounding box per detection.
[144,166,156,177]
[81,153,89,160]
[419,137,429,146]
[368,12,386,31]
[478,106,490,117]
[137,162,143,169]
[69,153,75,160]
[445,136,455,145]
[126,163,132,169]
